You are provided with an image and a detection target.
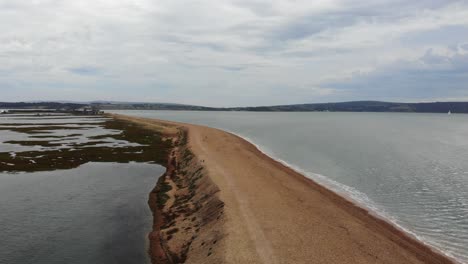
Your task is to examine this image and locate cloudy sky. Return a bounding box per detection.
[1,0,468,106]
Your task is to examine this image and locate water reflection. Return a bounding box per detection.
[0,162,164,264]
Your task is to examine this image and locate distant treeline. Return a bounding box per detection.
[97,103,214,111]
[2,101,468,113]
[98,101,468,113]
[0,102,85,110]
[231,101,468,113]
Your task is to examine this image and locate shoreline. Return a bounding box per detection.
[224,129,460,263]
[227,131,459,264]
[111,114,226,263]
[115,114,458,264]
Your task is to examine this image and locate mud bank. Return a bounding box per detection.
[111,115,225,264]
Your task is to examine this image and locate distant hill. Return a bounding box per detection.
[232,101,468,113]
[98,100,468,113]
[0,102,85,110]
[2,101,468,113]
[94,102,216,111]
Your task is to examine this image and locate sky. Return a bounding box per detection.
[1,0,468,107]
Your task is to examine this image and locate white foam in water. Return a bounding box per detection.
[226,130,462,263]
[109,110,468,263]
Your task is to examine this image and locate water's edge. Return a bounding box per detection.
[115,113,461,263]
[215,127,461,264]
[112,114,226,264]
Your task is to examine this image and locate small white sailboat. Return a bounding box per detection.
[448,110,451,115]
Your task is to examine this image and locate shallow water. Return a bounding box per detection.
[0,162,163,264]
[0,116,110,124]
[0,114,166,263]
[0,116,141,153]
[111,110,468,263]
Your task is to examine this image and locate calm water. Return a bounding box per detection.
[111,110,468,263]
[0,114,165,264]
[0,162,164,264]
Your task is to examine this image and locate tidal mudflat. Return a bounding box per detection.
[0,113,172,264]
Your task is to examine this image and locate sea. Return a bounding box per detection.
[110,110,468,263]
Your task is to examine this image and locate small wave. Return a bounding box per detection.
[224,129,463,263]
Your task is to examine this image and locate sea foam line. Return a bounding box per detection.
[223,129,462,264]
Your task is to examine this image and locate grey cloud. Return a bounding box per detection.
[1,0,468,105]
[230,0,277,17]
[158,34,227,52]
[280,48,352,58]
[68,66,101,76]
[266,1,461,43]
[421,49,449,65]
[400,25,468,47]
[271,13,355,42]
[220,66,246,71]
[324,49,468,100]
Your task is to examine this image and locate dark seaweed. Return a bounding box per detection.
[0,118,172,173]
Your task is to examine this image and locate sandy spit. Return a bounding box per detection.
[115,114,457,264]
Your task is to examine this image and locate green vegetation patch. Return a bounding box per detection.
[0,118,172,173]
[0,122,105,127]
[155,176,173,209]
[0,125,97,134]
[29,134,83,139]
[4,140,63,147]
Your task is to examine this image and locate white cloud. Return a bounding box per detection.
[0,0,468,106]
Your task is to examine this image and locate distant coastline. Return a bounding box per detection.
[2,100,468,114]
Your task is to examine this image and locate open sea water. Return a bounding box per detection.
[110,110,468,263]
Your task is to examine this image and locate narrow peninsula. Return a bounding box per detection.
[111,114,457,264]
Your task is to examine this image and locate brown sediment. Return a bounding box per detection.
[0,117,171,173]
[112,114,458,264]
[111,114,225,264]
[0,125,96,134]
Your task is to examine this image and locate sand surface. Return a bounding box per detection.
[116,115,456,264]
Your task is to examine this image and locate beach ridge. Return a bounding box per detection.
[111,114,225,264]
[114,114,458,264]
